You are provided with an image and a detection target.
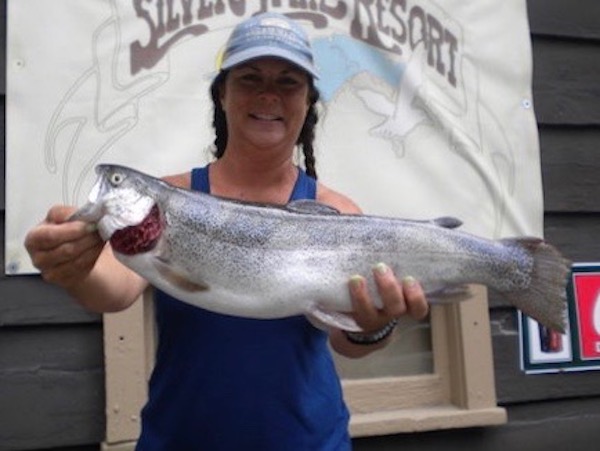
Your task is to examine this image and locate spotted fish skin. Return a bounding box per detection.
[71,164,570,332]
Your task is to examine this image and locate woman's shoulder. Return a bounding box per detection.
[315,183,362,215]
[162,171,192,189]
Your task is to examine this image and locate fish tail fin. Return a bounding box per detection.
[502,238,571,333]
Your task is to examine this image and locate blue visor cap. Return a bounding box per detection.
[221,13,319,79]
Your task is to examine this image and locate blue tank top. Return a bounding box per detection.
[136,166,351,451]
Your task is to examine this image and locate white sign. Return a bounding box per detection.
[6,0,543,274]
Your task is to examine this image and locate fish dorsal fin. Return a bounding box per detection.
[430,216,462,229]
[399,216,462,229]
[286,200,341,216]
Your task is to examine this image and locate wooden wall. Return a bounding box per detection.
[1,0,599,450]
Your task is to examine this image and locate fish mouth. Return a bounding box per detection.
[69,176,106,223]
[69,169,115,238]
[69,201,104,223]
[69,166,157,242]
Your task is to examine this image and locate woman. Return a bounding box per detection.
[25,12,429,450]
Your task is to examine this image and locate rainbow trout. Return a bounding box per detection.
[71,164,570,332]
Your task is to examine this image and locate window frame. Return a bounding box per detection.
[345,284,506,436]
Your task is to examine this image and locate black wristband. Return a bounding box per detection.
[344,319,398,345]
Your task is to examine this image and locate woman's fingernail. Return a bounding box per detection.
[402,276,416,288]
[374,262,389,275]
[350,275,364,290]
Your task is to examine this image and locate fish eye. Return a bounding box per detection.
[109,172,125,186]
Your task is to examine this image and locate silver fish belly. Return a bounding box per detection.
[70,164,571,333]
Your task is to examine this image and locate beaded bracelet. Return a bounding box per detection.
[344,319,398,345]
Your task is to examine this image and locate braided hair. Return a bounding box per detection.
[209,70,320,179]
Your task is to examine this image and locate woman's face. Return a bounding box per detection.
[220,57,311,153]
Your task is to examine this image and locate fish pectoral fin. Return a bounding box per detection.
[306,305,362,332]
[153,259,209,293]
[286,200,341,216]
[426,284,474,304]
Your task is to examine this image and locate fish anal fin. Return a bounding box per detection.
[426,285,473,304]
[154,259,209,293]
[306,305,362,332]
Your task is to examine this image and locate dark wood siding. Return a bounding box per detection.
[1,0,600,450]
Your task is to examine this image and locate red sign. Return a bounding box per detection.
[573,272,600,360]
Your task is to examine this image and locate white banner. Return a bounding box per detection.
[6,0,542,274]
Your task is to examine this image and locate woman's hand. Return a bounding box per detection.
[330,263,429,358]
[24,205,105,290]
[25,205,147,313]
[351,263,429,331]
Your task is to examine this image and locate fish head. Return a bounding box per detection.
[71,165,159,244]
